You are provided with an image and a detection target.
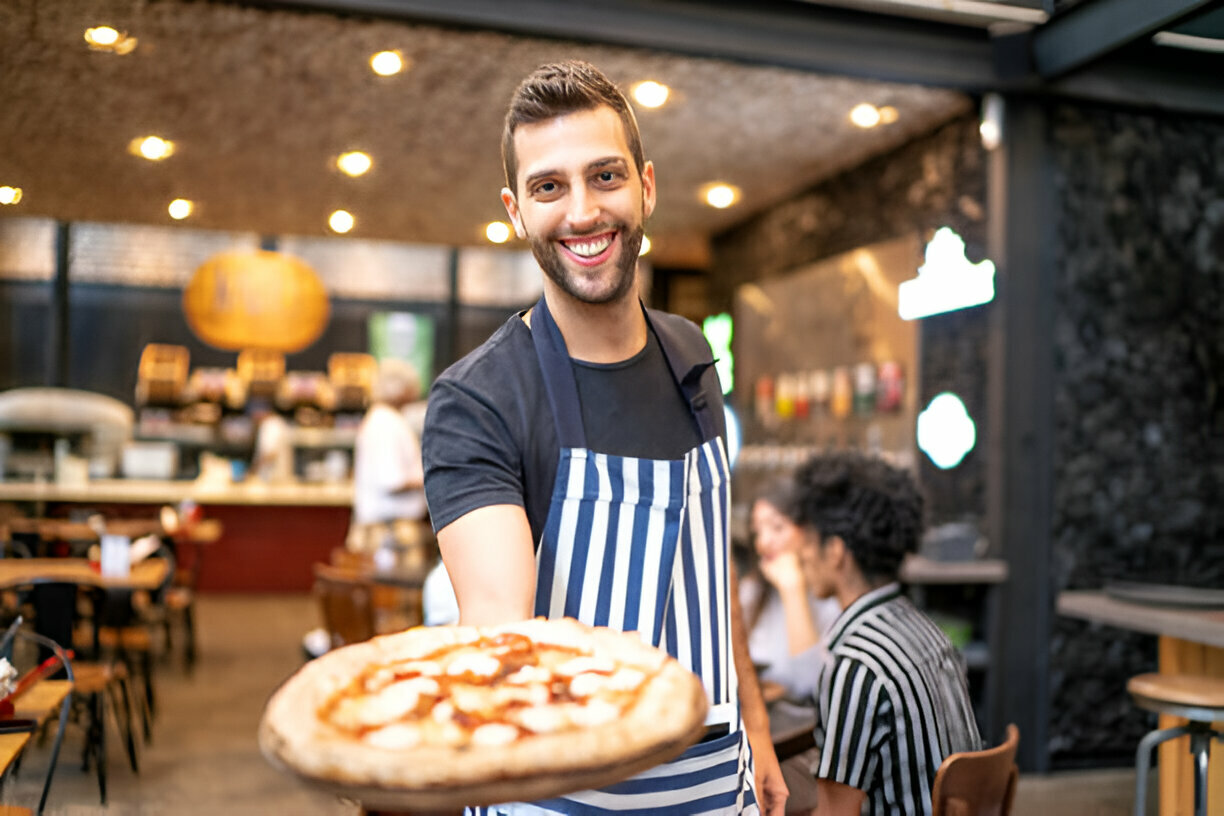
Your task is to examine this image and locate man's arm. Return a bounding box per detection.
[815,779,867,815]
[437,504,536,625]
[730,562,788,816]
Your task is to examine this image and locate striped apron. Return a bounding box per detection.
[470,297,758,816]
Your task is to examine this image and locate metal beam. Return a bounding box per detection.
[247,0,997,90]
[985,97,1057,773]
[1032,0,1218,78]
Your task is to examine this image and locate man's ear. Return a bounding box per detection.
[640,160,656,220]
[500,187,527,239]
[826,535,848,569]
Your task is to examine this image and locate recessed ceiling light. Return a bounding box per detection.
[370,50,406,76]
[84,26,137,54]
[0,186,23,206]
[850,103,883,128]
[485,221,512,244]
[168,199,193,220]
[701,183,740,209]
[631,80,670,109]
[329,210,355,234]
[129,135,174,161]
[639,235,652,256]
[336,151,373,177]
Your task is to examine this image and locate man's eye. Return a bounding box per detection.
[534,182,558,195]
[595,171,621,184]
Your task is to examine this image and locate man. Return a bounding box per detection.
[350,358,428,569]
[423,61,785,814]
[793,452,981,816]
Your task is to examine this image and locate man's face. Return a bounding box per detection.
[501,106,656,306]
[800,532,839,600]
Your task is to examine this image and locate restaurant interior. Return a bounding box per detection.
[0,0,1221,813]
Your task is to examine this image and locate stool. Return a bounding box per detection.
[1127,673,1224,816]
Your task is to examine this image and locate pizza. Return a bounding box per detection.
[259,617,709,808]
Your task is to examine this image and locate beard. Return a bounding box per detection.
[528,221,644,306]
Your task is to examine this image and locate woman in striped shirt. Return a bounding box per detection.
[793,452,981,816]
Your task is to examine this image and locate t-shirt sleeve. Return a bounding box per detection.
[812,657,892,792]
[422,376,527,534]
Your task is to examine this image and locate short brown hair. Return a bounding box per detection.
[501,60,645,194]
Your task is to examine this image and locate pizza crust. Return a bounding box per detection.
[259,618,709,806]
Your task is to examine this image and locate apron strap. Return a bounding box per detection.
[529,294,720,448]
[529,295,586,449]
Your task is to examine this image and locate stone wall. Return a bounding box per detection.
[1047,104,1224,765]
[711,115,991,527]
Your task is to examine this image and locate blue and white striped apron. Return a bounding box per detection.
[471,296,758,816]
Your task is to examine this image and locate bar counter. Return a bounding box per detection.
[0,478,352,507]
[0,478,354,592]
[1058,590,1224,815]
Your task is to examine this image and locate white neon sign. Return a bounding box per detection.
[898,227,995,320]
[917,392,976,469]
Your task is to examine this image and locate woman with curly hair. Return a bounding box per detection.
[793,452,980,816]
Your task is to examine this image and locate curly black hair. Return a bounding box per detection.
[793,451,924,583]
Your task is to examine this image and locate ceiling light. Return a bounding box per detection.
[336,151,373,177]
[631,81,670,109]
[370,51,405,76]
[84,26,137,54]
[850,103,883,128]
[639,235,652,256]
[485,221,512,244]
[168,199,193,220]
[329,210,355,234]
[85,26,119,46]
[0,186,23,206]
[701,183,740,209]
[130,136,174,161]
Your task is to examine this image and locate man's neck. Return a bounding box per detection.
[835,573,893,612]
[537,285,647,364]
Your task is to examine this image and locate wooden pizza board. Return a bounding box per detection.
[262,717,708,811]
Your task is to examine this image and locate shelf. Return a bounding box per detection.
[901,554,1008,585]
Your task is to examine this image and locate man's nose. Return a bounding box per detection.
[566,185,601,230]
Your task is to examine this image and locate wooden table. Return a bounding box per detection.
[769,699,818,761]
[1058,590,1224,816]
[0,558,169,591]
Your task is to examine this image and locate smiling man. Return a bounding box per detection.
[422,61,786,815]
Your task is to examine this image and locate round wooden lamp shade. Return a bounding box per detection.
[183,250,330,352]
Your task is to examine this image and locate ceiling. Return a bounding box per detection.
[0,0,974,268]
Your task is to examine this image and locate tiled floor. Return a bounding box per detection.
[1,594,1144,815]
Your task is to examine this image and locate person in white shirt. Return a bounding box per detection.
[252,403,294,483]
[349,359,428,566]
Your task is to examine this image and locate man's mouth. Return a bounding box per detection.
[559,231,617,261]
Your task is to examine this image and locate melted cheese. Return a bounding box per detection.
[365,723,422,750]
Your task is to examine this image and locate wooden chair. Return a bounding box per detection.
[931,724,1019,816]
[313,563,376,651]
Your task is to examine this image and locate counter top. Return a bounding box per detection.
[0,478,353,507]
[1057,590,1224,650]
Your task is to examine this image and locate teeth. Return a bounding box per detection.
[564,234,613,258]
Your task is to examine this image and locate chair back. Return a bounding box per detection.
[931,724,1020,816]
[312,563,376,650]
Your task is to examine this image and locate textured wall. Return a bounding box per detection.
[712,115,991,527]
[1046,104,1224,765]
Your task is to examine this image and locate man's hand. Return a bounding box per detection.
[750,732,789,816]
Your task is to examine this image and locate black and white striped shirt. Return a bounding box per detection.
[813,583,981,815]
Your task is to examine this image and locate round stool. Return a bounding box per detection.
[1127,673,1224,816]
